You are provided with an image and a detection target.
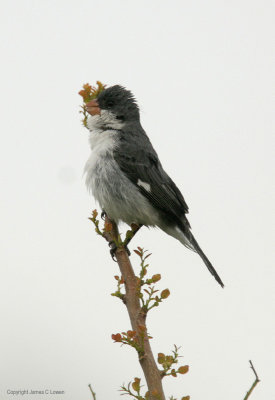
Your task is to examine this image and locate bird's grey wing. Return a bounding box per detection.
[113,147,189,223]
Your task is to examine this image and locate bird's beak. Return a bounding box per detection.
[86,99,101,116]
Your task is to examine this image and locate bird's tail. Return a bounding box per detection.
[161,223,224,287]
[174,226,224,288]
[187,231,224,288]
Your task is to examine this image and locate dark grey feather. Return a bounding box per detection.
[113,124,190,229]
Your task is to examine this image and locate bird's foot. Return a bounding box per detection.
[109,241,117,261]
[109,241,131,261]
[101,210,107,220]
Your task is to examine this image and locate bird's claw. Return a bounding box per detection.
[118,244,131,257]
[109,241,117,262]
[124,244,131,256]
[108,241,131,261]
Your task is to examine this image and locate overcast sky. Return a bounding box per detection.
[0,1,274,399]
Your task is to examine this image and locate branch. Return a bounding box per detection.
[243,360,260,400]
[88,384,96,400]
[102,216,166,400]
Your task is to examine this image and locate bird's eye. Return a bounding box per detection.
[106,100,114,108]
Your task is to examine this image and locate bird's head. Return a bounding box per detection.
[86,85,140,130]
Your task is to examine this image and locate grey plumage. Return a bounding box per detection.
[84,85,224,288]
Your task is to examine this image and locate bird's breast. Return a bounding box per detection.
[85,129,118,193]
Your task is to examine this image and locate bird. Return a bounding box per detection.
[84,85,224,288]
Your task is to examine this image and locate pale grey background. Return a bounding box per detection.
[0,1,274,399]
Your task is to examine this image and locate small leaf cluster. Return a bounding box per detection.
[111,275,125,301]
[120,377,146,400]
[134,247,170,312]
[88,210,104,236]
[120,378,189,400]
[111,327,150,354]
[158,345,189,379]
[78,81,106,128]
[120,378,161,400]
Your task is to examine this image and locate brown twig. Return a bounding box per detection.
[103,216,166,400]
[88,384,96,400]
[243,360,260,400]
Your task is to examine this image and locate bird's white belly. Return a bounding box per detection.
[84,130,160,226]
